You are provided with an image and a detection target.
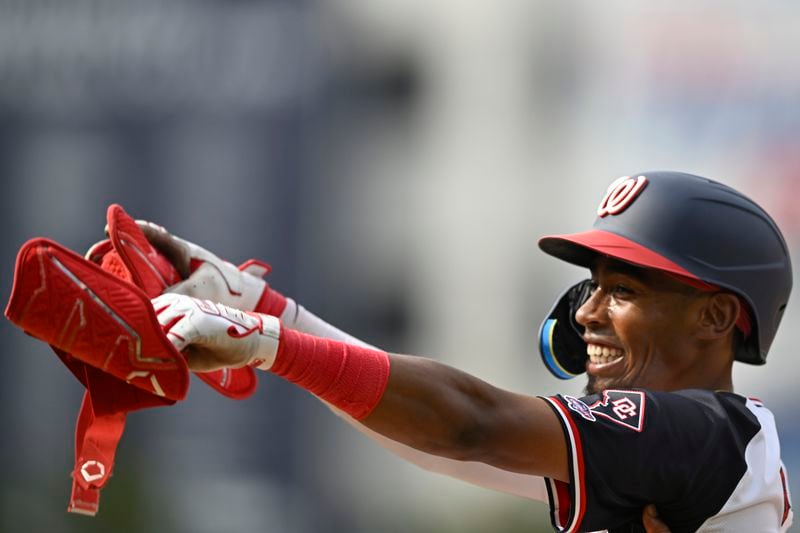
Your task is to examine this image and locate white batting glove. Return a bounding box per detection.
[153,293,280,372]
[136,220,270,311]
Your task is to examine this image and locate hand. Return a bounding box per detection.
[152,293,280,372]
[136,220,270,311]
[642,504,671,533]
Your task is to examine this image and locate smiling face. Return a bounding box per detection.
[576,257,731,395]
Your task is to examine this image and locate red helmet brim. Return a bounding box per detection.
[538,229,700,280]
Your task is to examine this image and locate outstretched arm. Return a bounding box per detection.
[136,221,555,498]
[153,294,569,482]
[363,354,568,480]
[139,222,568,483]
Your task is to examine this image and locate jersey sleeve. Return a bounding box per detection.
[540,389,760,532]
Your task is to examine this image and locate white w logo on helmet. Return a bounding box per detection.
[597,175,648,217]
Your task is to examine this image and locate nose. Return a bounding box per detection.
[575,286,607,329]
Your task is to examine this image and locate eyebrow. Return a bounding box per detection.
[589,258,649,281]
[590,257,701,294]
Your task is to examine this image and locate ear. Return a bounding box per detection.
[696,293,740,340]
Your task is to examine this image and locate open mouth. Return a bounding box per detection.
[586,343,625,376]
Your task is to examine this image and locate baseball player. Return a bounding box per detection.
[143,172,792,532]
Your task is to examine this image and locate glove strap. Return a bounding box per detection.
[51,347,173,516]
[67,389,126,516]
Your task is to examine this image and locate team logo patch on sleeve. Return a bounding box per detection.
[564,395,596,422]
[587,390,645,432]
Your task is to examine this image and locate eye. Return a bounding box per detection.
[611,284,633,296]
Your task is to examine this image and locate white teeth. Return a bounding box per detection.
[586,343,624,364]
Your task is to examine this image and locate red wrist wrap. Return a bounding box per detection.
[254,286,287,317]
[271,328,391,420]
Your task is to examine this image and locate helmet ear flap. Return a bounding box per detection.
[734,323,763,366]
[538,280,592,379]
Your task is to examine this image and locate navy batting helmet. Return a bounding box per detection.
[538,171,792,379]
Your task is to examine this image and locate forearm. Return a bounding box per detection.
[362,354,564,478]
[363,354,498,461]
[275,299,520,461]
[277,301,548,499]
[269,328,567,480]
[327,402,548,502]
[154,294,567,482]
[269,325,486,459]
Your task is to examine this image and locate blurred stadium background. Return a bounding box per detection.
[1,1,799,532]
